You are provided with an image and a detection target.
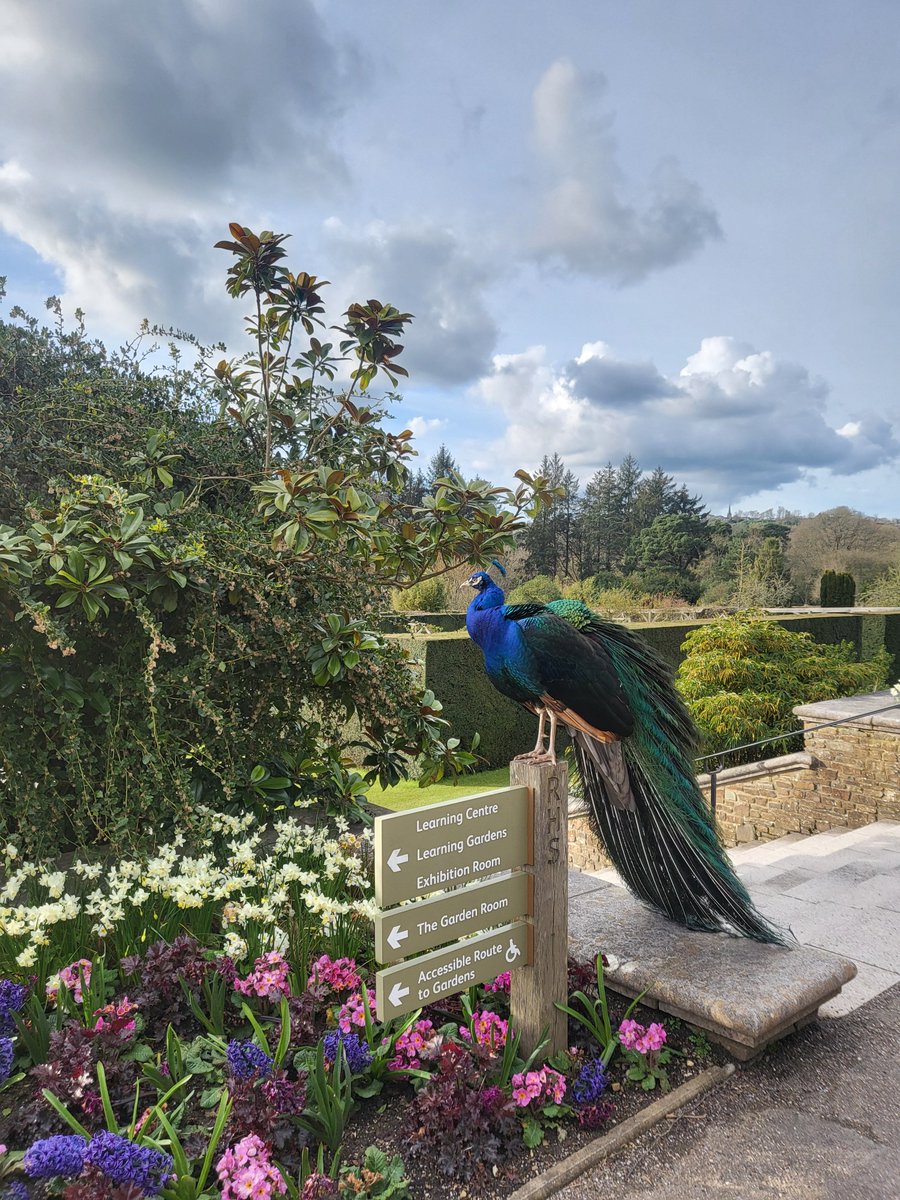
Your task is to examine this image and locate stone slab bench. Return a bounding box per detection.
[567,873,857,1061]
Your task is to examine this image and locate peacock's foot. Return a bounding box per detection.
[513,750,558,765]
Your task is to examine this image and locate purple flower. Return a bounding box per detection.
[0,981,27,1037]
[577,1099,615,1128]
[322,1030,372,1074]
[23,1134,87,1179]
[226,1038,273,1080]
[261,1072,307,1115]
[302,1174,337,1198]
[0,1037,14,1085]
[572,1057,609,1105]
[85,1130,173,1195]
[0,1182,30,1200]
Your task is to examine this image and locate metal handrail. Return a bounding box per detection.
[699,700,899,816]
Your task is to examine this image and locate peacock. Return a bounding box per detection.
[464,565,786,944]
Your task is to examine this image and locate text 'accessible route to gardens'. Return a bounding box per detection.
[375,921,532,1019]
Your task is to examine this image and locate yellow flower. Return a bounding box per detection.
[16,946,37,969]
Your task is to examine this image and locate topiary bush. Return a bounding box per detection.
[820,570,856,607]
[677,612,890,763]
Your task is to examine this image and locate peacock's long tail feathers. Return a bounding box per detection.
[559,607,788,945]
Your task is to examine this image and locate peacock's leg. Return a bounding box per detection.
[514,707,559,764]
[530,708,547,755]
[545,709,559,765]
[514,707,550,761]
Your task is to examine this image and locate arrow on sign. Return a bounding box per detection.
[389,982,410,1008]
[387,925,409,951]
[387,848,409,873]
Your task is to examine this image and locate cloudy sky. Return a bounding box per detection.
[2,0,899,515]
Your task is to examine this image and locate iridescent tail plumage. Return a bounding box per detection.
[548,601,788,945]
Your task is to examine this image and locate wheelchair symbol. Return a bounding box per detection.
[505,938,522,964]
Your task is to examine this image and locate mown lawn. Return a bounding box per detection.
[366,765,511,811]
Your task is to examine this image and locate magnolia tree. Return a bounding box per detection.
[0,229,560,854]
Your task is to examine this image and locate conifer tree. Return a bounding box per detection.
[425,443,460,490]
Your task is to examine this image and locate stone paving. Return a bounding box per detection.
[558,820,900,1199]
[726,820,900,1014]
[581,819,900,1015]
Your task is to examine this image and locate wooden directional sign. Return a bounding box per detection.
[374,785,532,908]
[375,921,532,1019]
[374,871,532,964]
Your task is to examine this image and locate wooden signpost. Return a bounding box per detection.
[372,763,569,1054]
[374,785,532,908]
[376,922,532,1018]
[374,871,532,964]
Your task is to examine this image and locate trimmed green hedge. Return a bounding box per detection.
[392,612,900,767]
[376,612,467,633]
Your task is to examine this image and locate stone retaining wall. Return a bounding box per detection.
[567,690,900,866]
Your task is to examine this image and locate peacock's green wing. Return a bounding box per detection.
[503,607,634,738]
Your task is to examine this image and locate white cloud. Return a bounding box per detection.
[527,60,721,284]
[407,416,447,437]
[474,335,899,506]
[0,0,352,337]
[324,220,500,385]
[0,161,30,186]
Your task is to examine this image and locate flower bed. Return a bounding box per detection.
[0,817,729,1198]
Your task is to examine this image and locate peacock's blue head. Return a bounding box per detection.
[464,571,495,592]
[464,559,506,594]
[464,567,506,611]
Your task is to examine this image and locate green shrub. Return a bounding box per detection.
[591,587,644,615]
[0,236,557,856]
[820,570,856,607]
[390,577,448,612]
[559,577,597,604]
[861,565,900,606]
[677,612,890,762]
[628,568,701,604]
[506,574,562,605]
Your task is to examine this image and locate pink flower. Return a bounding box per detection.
[619,1017,667,1055]
[337,989,376,1033]
[306,955,360,993]
[46,958,92,1004]
[618,1018,643,1050]
[546,1068,567,1104]
[645,1022,667,1050]
[388,1019,434,1071]
[459,1010,508,1053]
[216,1134,286,1200]
[234,952,290,1002]
[484,971,511,994]
[510,1066,566,1108]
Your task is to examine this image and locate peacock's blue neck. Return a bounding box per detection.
[465,583,508,650]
